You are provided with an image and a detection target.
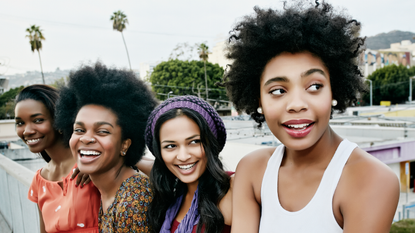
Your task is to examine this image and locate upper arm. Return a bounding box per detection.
[231,149,272,233]
[340,149,399,233]
[38,205,46,233]
[135,156,154,177]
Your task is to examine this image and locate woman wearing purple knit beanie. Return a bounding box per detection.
[145,95,233,233]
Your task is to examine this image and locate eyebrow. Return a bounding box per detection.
[161,134,200,144]
[301,68,327,78]
[15,113,44,120]
[263,77,289,87]
[74,121,114,128]
[263,68,327,87]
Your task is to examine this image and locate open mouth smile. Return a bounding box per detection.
[78,150,102,163]
[25,138,42,145]
[177,162,197,171]
[282,120,315,138]
[284,123,314,130]
[79,150,101,156]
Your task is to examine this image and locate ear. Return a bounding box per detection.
[121,138,132,156]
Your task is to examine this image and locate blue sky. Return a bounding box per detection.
[0,0,414,75]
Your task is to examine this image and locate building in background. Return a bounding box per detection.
[362,40,415,77]
[0,76,9,94]
[139,62,159,81]
[208,39,232,69]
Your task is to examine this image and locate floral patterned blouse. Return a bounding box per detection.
[98,173,152,233]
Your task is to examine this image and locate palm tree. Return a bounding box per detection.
[26,25,45,84]
[110,11,132,70]
[198,43,210,101]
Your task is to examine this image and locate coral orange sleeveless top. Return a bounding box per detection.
[28,164,100,233]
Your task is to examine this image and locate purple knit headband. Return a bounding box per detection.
[145,95,227,155]
[151,101,217,138]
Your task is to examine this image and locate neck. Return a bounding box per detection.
[90,164,136,200]
[45,140,75,166]
[186,180,198,198]
[284,126,342,167]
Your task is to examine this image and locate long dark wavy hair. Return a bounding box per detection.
[16,85,61,163]
[148,108,230,233]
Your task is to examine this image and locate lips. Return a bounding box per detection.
[282,119,315,138]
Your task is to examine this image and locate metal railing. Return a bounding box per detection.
[0,153,40,233]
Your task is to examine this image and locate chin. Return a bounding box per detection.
[281,137,318,151]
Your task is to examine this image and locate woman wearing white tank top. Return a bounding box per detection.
[223,1,399,232]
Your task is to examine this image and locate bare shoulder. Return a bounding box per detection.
[335,147,399,232]
[236,147,276,172]
[344,147,398,184]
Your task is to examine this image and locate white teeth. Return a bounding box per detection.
[178,163,196,170]
[27,138,40,143]
[287,123,310,129]
[80,150,101,156]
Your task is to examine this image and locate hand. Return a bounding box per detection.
[70,167,91,187]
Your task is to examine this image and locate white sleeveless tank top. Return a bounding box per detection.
[259,139,357,233]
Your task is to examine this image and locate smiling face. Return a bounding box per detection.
[69,104,131,175]
[15,99,58,153]
[260,51,332,151]
[159,114,207,187]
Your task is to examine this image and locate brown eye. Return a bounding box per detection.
[270,89,286,95]
[307,84,323,92]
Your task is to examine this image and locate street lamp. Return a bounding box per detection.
[167,91,173,99]
[409,77,415,103]
[365,79,373,106]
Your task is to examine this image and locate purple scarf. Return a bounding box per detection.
[160,188,200,233]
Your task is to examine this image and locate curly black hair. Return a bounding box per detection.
[223,1,366,124]
[54,62,158,167]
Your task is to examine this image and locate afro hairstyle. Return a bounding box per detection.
[223,1,367,124]
[54,62,158,167]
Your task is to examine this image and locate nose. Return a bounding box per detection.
[79,132,96,144]
[176,146,191,161]
[286,89,308,113]
[23,124,35,136]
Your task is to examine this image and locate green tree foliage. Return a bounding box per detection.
[149,59,225,101]
[0,86,24,119]
[390,219,415,233]
[26,25,46,84]
[0,86,24,107]
[50,77,68,89]
[363,65,415,105]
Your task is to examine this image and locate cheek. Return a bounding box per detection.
[161,151,174,165]
[69,135,78,150]
[16,127,24,138]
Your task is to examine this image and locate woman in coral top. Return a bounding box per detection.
[15,85,100,233]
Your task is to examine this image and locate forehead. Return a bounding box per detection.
[160,115,200,138]
[75,104,118,123]
[261,52,329,83]
[15,99,50,116]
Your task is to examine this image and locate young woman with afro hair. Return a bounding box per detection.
[54,62,157,232]
[223,1,399,232]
